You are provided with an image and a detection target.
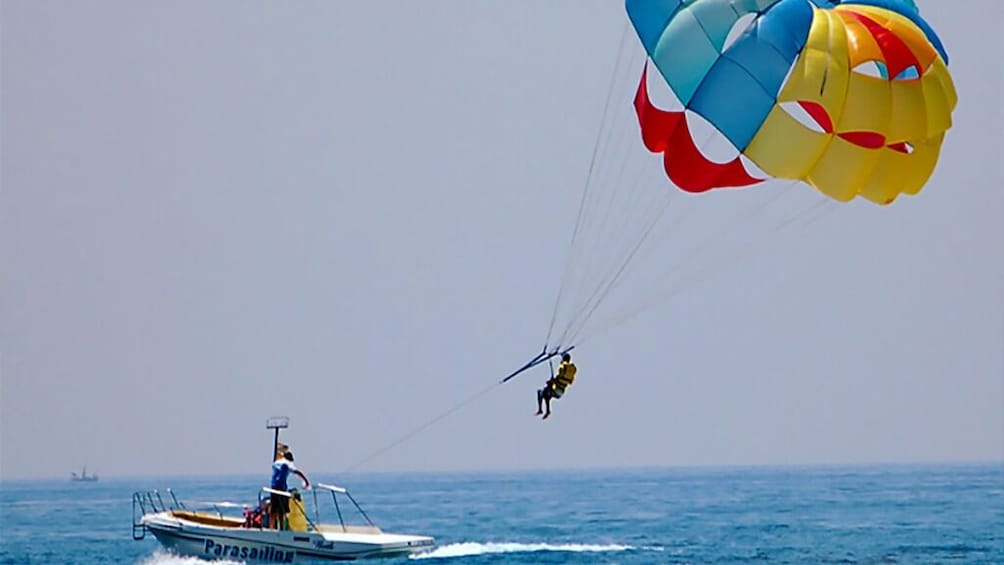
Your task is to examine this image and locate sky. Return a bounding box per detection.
[1,0,1001,480]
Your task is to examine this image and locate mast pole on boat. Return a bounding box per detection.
[266,416,290,461]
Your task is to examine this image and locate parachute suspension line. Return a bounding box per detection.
[545,27,637,354]
[562,200,669,346]
[657,181,793,282]
[544,19,633,348]
[654,192,837,297]
[551,52,681,346]
[796,198,839,228]
[560,182,671,346]
[605,175,792,326]
[576,185,802,343]
[558,118,653,344]
[574,183,838,345]
[557,106,760,345]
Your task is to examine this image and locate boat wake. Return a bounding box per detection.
[139,549,240,565]
[411,541,663,559]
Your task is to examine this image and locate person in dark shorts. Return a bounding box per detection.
[269,451,310,529]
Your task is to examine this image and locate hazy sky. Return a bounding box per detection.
[2,1,1001,480]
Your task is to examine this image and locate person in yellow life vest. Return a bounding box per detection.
[536,353,576,420]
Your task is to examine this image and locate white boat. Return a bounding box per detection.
[132,483,435,562]
[131,417,435,561]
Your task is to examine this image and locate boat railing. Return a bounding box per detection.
[262,483,380,534]
[132,483,383,539]
[314,483,379,533]
[191,501,246,519]
[132,489,185,540]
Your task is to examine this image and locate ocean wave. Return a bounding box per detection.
[411,541,664,559]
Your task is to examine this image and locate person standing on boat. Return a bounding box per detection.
[269,451,310,530]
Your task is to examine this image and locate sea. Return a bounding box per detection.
[1,463,1001,564]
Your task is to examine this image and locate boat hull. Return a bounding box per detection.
[142,513,433,562]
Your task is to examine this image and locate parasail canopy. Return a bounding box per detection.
[626,0,957,205]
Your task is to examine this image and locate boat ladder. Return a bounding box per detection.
[131,489,185,540]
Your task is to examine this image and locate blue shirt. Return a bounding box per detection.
[270,459,297,491]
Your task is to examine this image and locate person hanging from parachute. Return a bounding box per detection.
[535,352,577,420]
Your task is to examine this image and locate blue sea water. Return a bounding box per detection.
[1,463,1001,564]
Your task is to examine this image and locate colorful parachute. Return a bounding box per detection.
[627,0,957,204]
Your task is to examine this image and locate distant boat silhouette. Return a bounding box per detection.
[71,465,98,482]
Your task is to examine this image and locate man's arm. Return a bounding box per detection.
[293,469,310,489]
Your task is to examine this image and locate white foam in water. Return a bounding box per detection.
[139,543,665,563]
[411,541,663,559]
[139,549,241,565]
